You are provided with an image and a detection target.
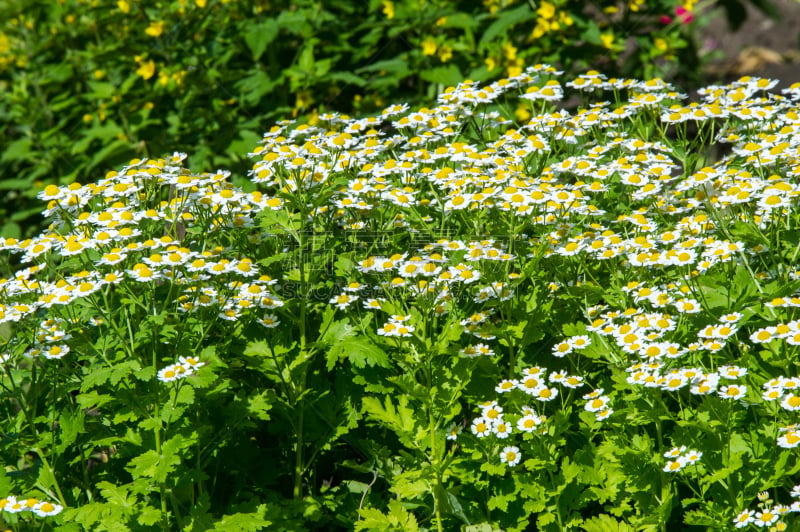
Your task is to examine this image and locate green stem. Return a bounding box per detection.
[34,449,66,506]
[148,305,168,531]
[427,354,444,532]
[294,207,309,500]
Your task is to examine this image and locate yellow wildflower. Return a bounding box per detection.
[382,0,395,19]
[421,37,437,56]
[506,59,523,78]
[503,42,517,60]
[117,0,130,13]
[145,21,164,37]
[628,0,644,11]
[537,1,555,19]
[600,33,614,50]
[438,45,453,63]
[135,57,155,80]
[514,104,531,123]
[531,20,549,39]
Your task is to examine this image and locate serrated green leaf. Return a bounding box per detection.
[97,481,136,508]
[582,514,634,532]
[362,394,419,448]
[537,511,556,528]
[356,500,419,531]
[125,435,187,484]
[487,491,515,512]
[80,360,141,391]
[137,505,162,527]
[247,391,273,421]
[210,504,271,531]
[57,409,85,451]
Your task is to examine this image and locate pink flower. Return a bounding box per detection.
[660,5,693,25]
[675,6,693,23]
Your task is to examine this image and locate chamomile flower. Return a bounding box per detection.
[584,395,611,412]
[157,364,186,383]
[492,420,512,439]
[32,500,63,517]
[258,314,281,328]
[495,379,518,393]
[470,417,492,438]
[499,445,521,467]
[479,401,503,421]
[733,509,754,528]
[752,509,780,527]
[663,458,687,473]
[517,413,545,432]
[330,293,358,310]
[446,422,462,441]
[719,384,747,400]
[778,429,800,448]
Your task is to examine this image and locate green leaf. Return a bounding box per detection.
[297,41,317,74]
[1,138,34,162]
[325,71,367,87]
[137,505,162,527]
[420,65,463,87]
[537,511,556,528]
[80,360,141,391]
[71,123,125,155]
[125,434,188,484]
[161,385,195,423]
[236,70,282,105]
[97,481,137,508]
[228,129,263,156]
[86,81,117,99]
[464,525,503,532]
[479,5,533,47]
[61,502,108,529]
[247,391,273,421]
[356,500,419,531]
[439,12,478,31]
[438,486,469,524]
[582,514,634,532]
[487,490,515,512]
[86,139,132,173]
[57,409,85,451]
[356,58,412,87]
[0,178,37,190]
[362,395,419,448]
[210,504,272,531]
[243,19,280,61]
[326,337,390,370]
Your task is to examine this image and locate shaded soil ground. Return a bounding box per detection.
[703,0,800,88]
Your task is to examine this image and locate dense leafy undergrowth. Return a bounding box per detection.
[3,66,800,530]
